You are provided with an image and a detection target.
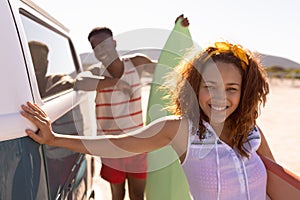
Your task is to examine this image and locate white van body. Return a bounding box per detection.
[0,0,96,199]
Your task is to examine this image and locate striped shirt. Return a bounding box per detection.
[95,58,143,135]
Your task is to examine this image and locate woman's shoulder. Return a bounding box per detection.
[243,126,262,154]
[248,126,261,140]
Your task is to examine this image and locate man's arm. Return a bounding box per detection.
[130,55,156,77]
[74,74,131,93]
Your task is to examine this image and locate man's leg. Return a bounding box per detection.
[110,182,126,200]
[127,176,146,200]
[126,153,147,200]
[100,160,126,200]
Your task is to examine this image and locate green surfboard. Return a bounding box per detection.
[145,18,193,200]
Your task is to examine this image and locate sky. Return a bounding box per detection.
[33,0,300,63]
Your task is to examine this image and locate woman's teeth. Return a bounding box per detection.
[210,105,227,111]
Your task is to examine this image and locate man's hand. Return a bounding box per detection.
[74,71,104,91]
[175,14,189,27]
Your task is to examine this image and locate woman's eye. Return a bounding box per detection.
[227,87,237,91]
[205,85,215,89]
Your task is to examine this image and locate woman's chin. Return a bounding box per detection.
[208,113,227,124]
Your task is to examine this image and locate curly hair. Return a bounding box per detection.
[168,42,269,157]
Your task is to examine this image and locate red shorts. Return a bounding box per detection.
[100,153,147,184]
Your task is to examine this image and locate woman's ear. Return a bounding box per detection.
[113,39,117,48]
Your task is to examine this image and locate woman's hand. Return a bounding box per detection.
[21,102,55,145]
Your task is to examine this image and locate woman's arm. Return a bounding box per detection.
[21,102,186,157]
[257,127,275,161]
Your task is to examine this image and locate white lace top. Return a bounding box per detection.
[182,120,267,200]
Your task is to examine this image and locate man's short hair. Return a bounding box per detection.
[88,27,113,41]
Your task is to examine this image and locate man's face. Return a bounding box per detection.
[89,32,118,66]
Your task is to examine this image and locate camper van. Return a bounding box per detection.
[0,0,96,199]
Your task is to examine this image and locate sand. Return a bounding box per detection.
[257,78,300,176]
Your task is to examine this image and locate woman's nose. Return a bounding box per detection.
[210,88,226,100]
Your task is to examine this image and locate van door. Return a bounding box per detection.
[0,0,48,199]
[18,7,96,199]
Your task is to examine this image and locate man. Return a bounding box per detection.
[87,27,154,200]
[76,15,189,200]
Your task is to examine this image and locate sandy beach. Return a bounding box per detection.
[92,77,300,199]
[257,78,300,176]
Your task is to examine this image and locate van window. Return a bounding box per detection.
[20,12,76,99]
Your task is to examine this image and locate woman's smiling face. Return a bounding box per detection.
[198,61,242,124]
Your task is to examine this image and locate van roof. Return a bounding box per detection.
[20,0,69,32]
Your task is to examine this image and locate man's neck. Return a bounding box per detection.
[106,58,124,78]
